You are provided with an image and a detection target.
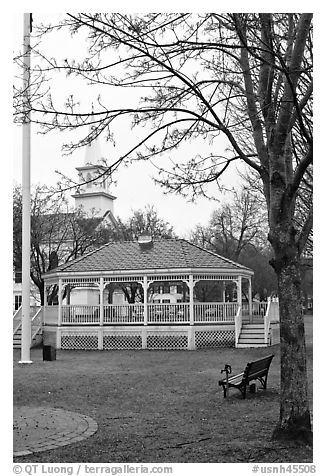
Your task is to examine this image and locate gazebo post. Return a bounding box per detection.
[237,276,242,314]
[188,274,195,350]
[142,276,148,349]
[43,285,47,327]
[58,278,63,326]
[99,277,104,326]
[248,277,253,322]
[189,274,194,326]
[99,277,104,350]
[143,276,148,326]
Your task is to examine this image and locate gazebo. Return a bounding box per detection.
[42,237,279,350]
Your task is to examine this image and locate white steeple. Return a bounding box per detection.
[72,131,116,218]
[84,129,102,166]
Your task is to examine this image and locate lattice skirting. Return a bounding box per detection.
[61,330,98,350]
[147,331,188,350]
[54,326,236,350]
[103,332,142,350]
[195,330,235,348]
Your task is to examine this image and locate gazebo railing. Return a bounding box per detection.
[62,305,100,325]
[194,302,238,323]
[148,303,190,324]
[57,302,241,325]
[242,301,268,317]
[104,304,144,324]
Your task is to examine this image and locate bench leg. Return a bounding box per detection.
[240,386,246,399]
[257,376,267,390]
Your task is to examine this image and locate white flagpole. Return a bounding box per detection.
[19,13,32,364]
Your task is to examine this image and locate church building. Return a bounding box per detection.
[13,134,118,311]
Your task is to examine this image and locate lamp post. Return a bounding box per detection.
[19,13,32,364]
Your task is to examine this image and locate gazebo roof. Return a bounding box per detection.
[44,238,253,277]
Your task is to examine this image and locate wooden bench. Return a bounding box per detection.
[218,354,274,399]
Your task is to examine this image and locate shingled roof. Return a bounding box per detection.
[44,238,253,276]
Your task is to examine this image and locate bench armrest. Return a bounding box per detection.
[218,372,244,386]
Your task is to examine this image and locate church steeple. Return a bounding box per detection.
[72,132,116,218]
[83,130,102,166]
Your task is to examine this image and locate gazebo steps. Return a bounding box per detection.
[13,328,22,349]
[13,328,42,349]
[240,324,264,332]
[236,343,269,348]
[242,318,264,324]
[237,323,269,348]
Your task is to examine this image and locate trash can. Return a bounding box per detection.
[249,383,256,394]
[43,345,56,361]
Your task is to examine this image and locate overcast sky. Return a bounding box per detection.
[12,12,248,238]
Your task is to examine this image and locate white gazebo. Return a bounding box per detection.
[41,237,279,350]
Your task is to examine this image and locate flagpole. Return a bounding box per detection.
[19,13,32,364]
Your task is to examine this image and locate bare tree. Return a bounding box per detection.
[190,188,267,261]
[115,204,175,241]
[240,166,313,256]
[13,185,106,304]
[189,188,277,300]
[14,13,313,443]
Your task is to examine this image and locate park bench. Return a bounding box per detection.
[218,354,274,399]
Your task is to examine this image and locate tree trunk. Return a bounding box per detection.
[272,256,312,445]
[39,281,45,306]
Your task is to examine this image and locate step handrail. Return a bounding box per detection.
[13,321,21,335]
[13,306,22,335]
[234,304,242,347]
[31,307,43,340]
[13,305,22,319]
[264,300,272,344]
[13,306,43,339]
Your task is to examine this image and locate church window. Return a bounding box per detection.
[14,295,22,310]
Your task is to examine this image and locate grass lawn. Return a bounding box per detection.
[13,316,313,463]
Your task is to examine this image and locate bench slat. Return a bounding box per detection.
[247,361,272,373]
